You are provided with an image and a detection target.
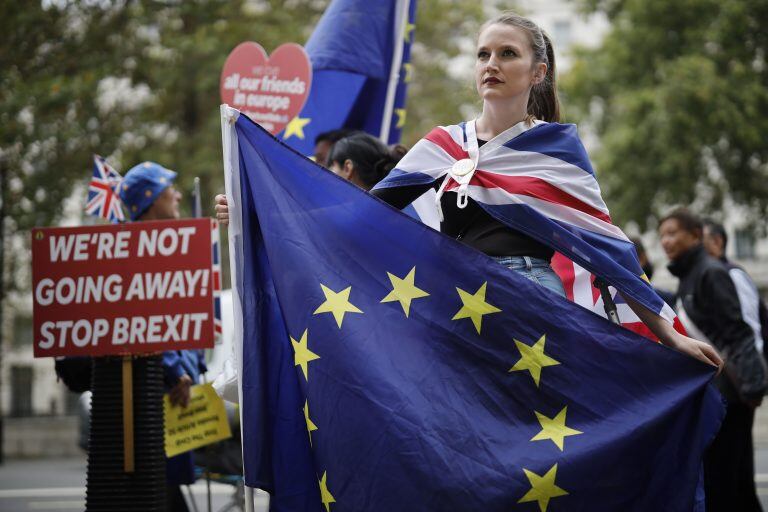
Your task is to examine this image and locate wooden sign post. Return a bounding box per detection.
[122,356,134,473]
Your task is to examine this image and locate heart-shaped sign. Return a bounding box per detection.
[220,42,312,135]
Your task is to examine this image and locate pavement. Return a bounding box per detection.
[0,454,269,512]
[4,424,768,511]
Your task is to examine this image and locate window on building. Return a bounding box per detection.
[11,365,33,417]
[12,315,33,349]
[734,229,756,260]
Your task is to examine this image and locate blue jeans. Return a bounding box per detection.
[492,256,566,298]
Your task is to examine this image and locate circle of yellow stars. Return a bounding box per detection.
[289,266,581,511]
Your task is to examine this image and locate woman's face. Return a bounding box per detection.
[329,159,368,190]
[475,24,545,104]
[329,160,349,179]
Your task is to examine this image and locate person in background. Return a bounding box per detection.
[119,161,207,512]
[703,220,768,360]
[326,133,402,191]
[313,128,360,166]
[659,208,766,512]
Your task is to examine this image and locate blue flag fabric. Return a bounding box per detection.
[278,0,416,154]
[230,112,724,511]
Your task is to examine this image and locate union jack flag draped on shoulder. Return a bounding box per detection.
[86,155,124,223]
[373,120,683,338]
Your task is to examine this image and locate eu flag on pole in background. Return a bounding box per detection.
[222,107,724,511]
[278,0,417,154]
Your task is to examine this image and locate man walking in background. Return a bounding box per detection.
[703,220,768,361]
[659,208,766,512]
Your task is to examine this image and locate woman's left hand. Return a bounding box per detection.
[668,333,723,373]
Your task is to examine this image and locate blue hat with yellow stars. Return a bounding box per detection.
[118,161,177,221]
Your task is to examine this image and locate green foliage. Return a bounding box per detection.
[0,0,493,291]
[561,0,768,228]
[403,1,487,144]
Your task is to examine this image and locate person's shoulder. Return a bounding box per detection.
[421,123,464,141]
[699,254,728,273]
[526,122,585,144]
[699,256,736,288]
[727,265,759,291]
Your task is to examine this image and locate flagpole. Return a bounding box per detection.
[378,0,411,142]
[219,105,263,512]
[193,177,202,218]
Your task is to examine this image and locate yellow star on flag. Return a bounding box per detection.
[304,400,318,446]
[314,284,363,328]
[394,108,407,129]
[290,329,320,381]
[319,471,336,512]
[452,282,501,334]
[531,406,582,451]
[509,334,560,387]
[518,464,568,512]
[404,22,415,42]
[284,116,311,140]
[380,266,429,317]
[402,62,413,83]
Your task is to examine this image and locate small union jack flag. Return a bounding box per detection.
[85,155,124,223]
[211,219,223,341]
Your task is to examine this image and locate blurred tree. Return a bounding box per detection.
[561,0,768,228]
[0,0,493,292]
[403,1,488,143]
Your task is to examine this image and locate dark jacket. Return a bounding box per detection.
[721,257,768,363]
[669,245,767,403]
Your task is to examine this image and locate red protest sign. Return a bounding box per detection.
[31,218,217,358]
[220,42,312,134]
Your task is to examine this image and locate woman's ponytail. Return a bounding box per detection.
[527,32,560,123]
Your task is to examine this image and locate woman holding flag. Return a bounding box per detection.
[216,12,721,370]
[370,11,721,370]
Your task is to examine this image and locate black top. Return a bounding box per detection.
[371,139,554,259]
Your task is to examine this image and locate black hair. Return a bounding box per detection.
[703,219,728,251]
[658,207,704,237]
[629,236,654,279]
[314,129,359,146]
[327,133,404,190]
[629,236,646,258]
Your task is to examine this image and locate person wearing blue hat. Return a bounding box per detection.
[119,161,182,221]
[120,161,206,511]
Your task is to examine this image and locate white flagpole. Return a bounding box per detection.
[219,104,267,512]
[378,0,411,142]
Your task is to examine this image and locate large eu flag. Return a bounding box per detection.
[278,0,416,154]
[222,108,724,511]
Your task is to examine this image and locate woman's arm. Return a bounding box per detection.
[623,294,723,370]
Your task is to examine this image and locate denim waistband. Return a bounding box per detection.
[491,255,551,270]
